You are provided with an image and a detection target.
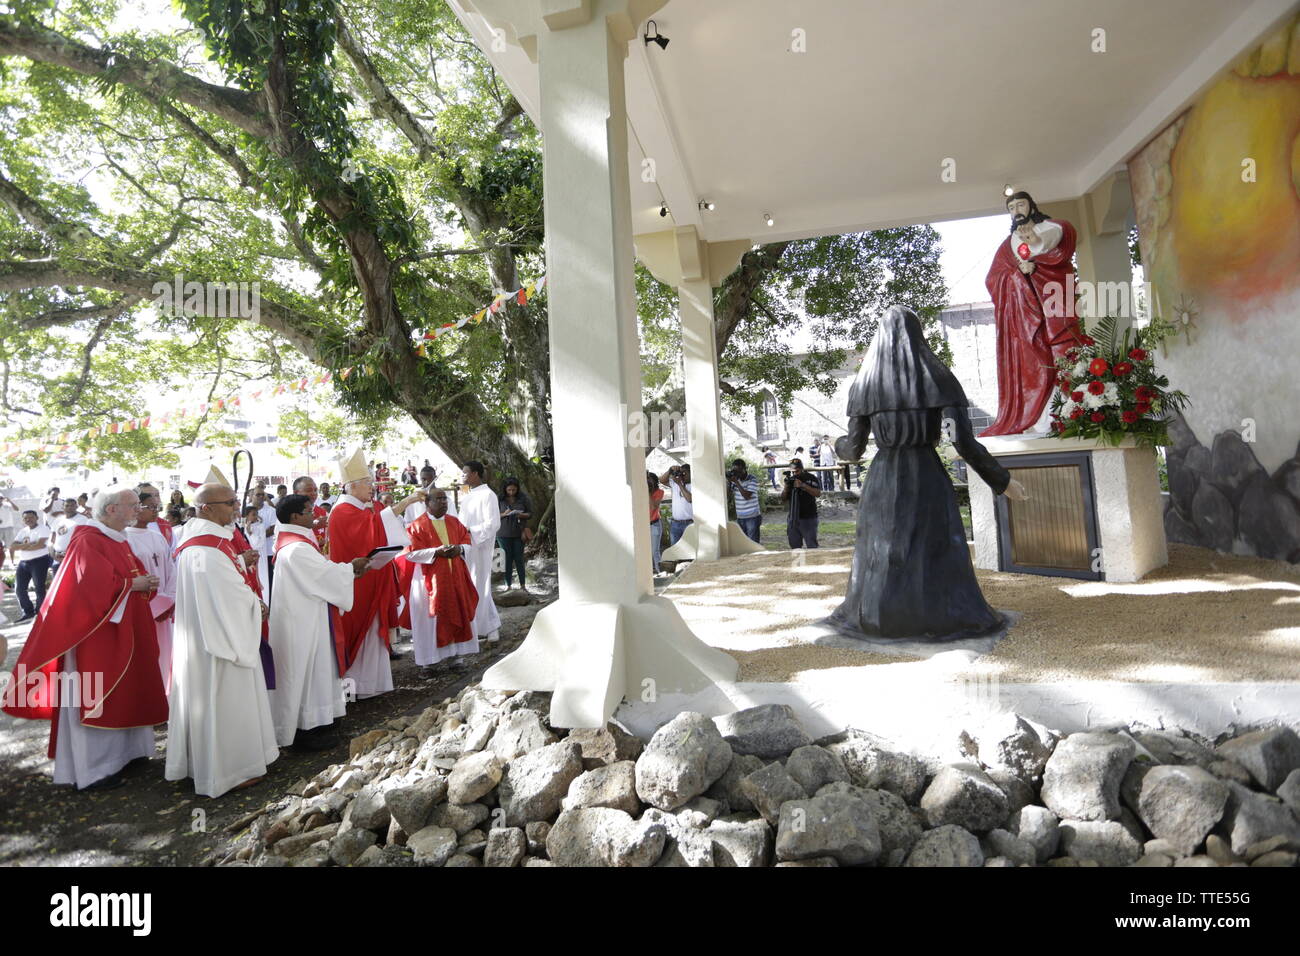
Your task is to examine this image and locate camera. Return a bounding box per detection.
[783,470,795,486]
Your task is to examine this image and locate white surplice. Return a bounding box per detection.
[334,495,410,699]
[267,525,353,745]
[165,518,280,797]
[125,524,177,694]
[459,484,501,639]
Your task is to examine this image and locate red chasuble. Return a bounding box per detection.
[1,524,167,756]
[328,500,400,674]
[406,514,479,649]
[982,219,1083,436]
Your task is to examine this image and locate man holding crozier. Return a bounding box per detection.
[166,482,280,797]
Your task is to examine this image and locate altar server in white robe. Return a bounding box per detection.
[125,491,177,693]
[166,482,279,797]
[458,460,502,642]
[268,494,372,748]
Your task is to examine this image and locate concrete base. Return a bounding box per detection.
[480,593,739,728]
[661,521,765,563]
[614,666,1300,760]
[967,435,1168,582]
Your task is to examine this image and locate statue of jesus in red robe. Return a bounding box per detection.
[982,191,1084,436]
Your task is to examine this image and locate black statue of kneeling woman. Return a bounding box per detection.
[827,306,1027,642]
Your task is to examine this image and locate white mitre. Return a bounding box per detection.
[338,448,371,485]
[203,464,232,486]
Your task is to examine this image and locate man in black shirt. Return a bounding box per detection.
[779,457,821,549]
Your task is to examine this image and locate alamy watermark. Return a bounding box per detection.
[151,274,261,321]
[1,665,106,716]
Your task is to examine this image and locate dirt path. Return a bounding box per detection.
[0,587,550,867]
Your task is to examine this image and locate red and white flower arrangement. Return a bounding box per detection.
[1048,318,1188,447]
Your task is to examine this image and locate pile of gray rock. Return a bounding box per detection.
[214,690,1300,867]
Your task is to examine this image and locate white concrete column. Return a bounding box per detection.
[466,0,738,727]
[1066,171,1137,334]
[680,283,726,559]
[639,226,763,562]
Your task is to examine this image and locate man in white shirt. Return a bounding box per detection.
[819,435,838,491]
[49,498,91,570]
[659,464,694,545]
[316,482,337,507]
[10,510,51,623]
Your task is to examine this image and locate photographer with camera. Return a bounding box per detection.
[727,459,762,543]
[779,457,822,549]
[658,463,694,546]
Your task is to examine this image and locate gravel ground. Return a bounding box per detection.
[668,542,1300,684]
[0,572,555,867]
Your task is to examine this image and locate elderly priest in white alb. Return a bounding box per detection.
[166,482,280,797]
[458,460,501,642]
[268,494,372,749]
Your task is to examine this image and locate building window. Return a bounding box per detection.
[667,415,689,450]
[755,391,779,441]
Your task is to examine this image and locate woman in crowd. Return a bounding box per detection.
[647,470,665,575]
[496,477,532,590]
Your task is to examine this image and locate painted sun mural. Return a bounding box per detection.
[1129,13,1300,324]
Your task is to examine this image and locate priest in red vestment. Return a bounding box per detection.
[327,450,423,698]
[405,489,479,668]
[982,191,1084,436]
[1,488,167,790]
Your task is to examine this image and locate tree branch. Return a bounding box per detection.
[21,294,143,330]
[0,258,325,361]
[336,19,440,161]
[0,19,272,138]
[0,360,41,418]
[66,316,113,405]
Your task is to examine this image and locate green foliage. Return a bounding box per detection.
[639,227,950,419]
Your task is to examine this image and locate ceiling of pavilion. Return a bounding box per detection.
[450,0,1295,243]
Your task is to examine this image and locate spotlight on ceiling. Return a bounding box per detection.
[643,20,669,50]
[1003,184,1015,197]
[763,212,774,227]
[697,200,715,212]
[659,202,669,218]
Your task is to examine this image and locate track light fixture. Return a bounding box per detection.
[763,212,774,227]
[659,202,669,218]
[644,20,669,50]
[697,200,715,212]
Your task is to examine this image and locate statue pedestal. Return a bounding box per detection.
[964,435,1168,583]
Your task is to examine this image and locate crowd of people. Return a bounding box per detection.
[0,452,532,797]
[647,439,848,568]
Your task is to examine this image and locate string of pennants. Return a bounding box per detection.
[414,274,547,357]
[2,273,549,458]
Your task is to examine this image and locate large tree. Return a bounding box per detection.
[1,0,948,537]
